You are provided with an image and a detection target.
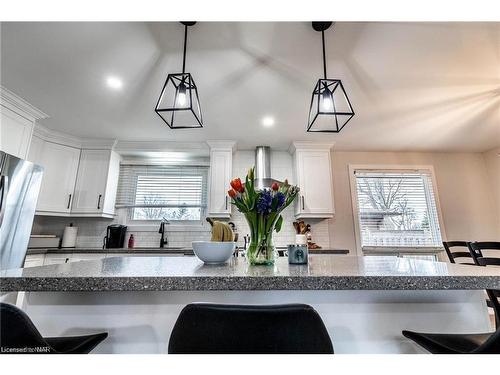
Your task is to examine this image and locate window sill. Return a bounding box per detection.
[126,224,210,232]
[362,247,444,255]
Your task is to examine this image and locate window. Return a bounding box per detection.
[352,168,443,251]
[116,164,208,222]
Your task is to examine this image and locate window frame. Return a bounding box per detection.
[116,163,210,232]
[348,164,447,257]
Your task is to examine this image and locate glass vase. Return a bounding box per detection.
[244,213,277,266]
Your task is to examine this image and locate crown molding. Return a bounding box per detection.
[0,86,49,121]
[33,123,82,148]
[33,123,116,150]
[206,140,237,152]
[80,138,118,150]
[288,141,335,154]
[115,141,209,155]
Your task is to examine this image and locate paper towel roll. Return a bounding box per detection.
[61,226,78,248]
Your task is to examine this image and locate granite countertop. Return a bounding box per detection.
[26,247,349,255]
[27,247,194,255]
[2,255,500,292]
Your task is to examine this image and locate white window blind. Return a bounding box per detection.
[354,170,442,249]
[116,164,208,221]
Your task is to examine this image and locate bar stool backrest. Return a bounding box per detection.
[0,303,49,352]
[168,303,334,354]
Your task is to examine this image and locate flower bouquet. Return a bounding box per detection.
[228,167,299,265]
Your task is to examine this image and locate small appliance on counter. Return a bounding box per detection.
[61,223,78,248]
[103,225,128,249]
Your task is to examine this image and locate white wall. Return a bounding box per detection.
[483,147,500,234]
[330,151,499,253]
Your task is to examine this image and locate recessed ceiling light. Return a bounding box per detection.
[106,76,123,90]
[262,116,275,127]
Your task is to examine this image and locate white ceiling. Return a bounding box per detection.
[1,22,499,152]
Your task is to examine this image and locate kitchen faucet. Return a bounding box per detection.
[158,217,170,248]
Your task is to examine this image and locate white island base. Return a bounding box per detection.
[18,289,492,354]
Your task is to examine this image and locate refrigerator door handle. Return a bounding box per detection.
[0,175,8,227]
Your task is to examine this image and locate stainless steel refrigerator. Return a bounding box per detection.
[0,151,43,271]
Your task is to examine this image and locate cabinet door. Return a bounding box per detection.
[0,105,34,159]
[71,149,110,214]
[208,150,232,217]
[35,141,80,214]
[295,150,334,218]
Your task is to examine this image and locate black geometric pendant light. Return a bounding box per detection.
[155,22,203,129]
[307,22,354,133]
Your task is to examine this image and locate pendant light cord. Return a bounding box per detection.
[182,24,188,74]
[321,30,327,79]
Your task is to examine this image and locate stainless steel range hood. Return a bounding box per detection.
[254,146,281,190]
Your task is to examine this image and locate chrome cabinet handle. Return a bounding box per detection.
[97,194,102,209]
[67,193,72,209]
[225,196,228,210]
[301,195,305,210]
[0,175,8,227]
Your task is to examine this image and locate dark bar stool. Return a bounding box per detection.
[442,241,476,265]
[0,303,108,354]
[402,329,500,354]
[468,241,500,328]
[168,303,333,354]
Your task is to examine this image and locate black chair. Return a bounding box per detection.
[0,303,108,354]
[442,241,476,265]
[402,329,500,354]
[468,241,500,266]
[468,241,500,327]
[168,303,333,354]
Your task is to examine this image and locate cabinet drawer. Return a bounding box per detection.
[71,254,106,262]
[23,254,45,268]
[43,254,72,265]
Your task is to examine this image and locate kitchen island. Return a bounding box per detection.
[2,255,499,353]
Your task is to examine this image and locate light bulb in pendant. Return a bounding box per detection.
[177,83,187,107]
[321,89,333,112]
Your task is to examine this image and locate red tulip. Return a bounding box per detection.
[230,178,244,193]
[228,189,237,199]
[271,182,279,191]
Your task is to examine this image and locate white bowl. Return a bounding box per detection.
[192,241,236,264]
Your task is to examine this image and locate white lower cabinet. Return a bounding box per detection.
[72,254,106,262]
[23,254,45,268]
[43,253,73,265]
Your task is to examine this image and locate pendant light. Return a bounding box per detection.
[307,22,354,133]
[155,22,203,129]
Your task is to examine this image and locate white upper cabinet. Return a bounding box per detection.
[29,137,81,215]
[0,106,33,159]
[0,86,48,159]
[207,141,235,218]
[291,142,335,219]
[71,149,120,218]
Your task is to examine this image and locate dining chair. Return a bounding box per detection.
[402,327,500,354]
[168,303,334,354]
[468,241,500,328]
[0,303,108,354]
[442,241,476,265]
